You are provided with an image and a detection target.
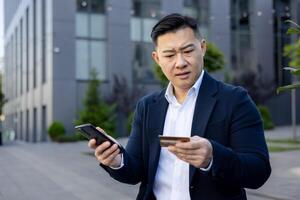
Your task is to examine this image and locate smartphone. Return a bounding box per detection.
[75,123,124,152]
[159,135,190,147]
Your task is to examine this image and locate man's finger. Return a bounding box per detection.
[88,139,97,149]
[96,127,106,133]
[168,146,196,155]
[101,148,120,166]
[95,141,111,157]
[99,144,118,160]
[175,141,201,149]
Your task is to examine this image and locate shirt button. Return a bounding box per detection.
[190,186,194,189]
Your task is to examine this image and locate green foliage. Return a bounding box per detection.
[204,42,225,72]
[127,111,134,135]
[267,145,300,153]
[48,121,66,141]
[153,62,169,87]
[258,105,274,130]
[75,68,116,137]
[153,42,225,87]
[277,20,300,93]
[55,133,85,143]
[0,73,7,115]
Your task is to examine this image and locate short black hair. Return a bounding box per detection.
[151,13,201,46]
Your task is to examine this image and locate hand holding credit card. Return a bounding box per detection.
[159,135,190,147]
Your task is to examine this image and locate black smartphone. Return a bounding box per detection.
[75,123,124,152]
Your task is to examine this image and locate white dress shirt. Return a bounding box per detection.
[153,70,204,200]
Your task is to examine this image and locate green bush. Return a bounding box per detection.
[258,105,274,130]
[48,121,65,141]
[55,133,85,143]
[127,111,134,136]
[277,20,300,93]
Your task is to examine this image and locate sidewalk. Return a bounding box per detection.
[264,125,300,140]
[0,126,299,200]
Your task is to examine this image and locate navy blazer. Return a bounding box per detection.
[102,72,271,200]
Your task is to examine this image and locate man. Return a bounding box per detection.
[88,13,271,200]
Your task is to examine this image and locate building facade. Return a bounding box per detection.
[3,0,300,142]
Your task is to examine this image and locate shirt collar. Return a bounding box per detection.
[165,70,204,104]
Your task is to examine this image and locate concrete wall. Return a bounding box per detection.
[106,0,132,89]
[4,0,54,142]
[210,0,231,80]
[52,0,76,135]
[252,0,275,81]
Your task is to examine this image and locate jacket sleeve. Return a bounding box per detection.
[210,87,271,189]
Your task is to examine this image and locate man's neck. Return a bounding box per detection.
[173,87,189,104]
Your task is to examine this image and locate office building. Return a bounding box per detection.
[3,0,300,142]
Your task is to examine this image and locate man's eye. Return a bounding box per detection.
[165,55,174,58]
[184,49,193,54]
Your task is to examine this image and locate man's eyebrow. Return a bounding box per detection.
[161,44,195,53]
[179,44,195,50]
[162,49,176,53]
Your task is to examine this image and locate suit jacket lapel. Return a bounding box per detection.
[147,91,169,187]
[189,72,218,184]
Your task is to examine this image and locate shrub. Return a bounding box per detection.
[127,111,134,136]
[258,105,274,130]
[48,121,65,141]
[55,133,84,143]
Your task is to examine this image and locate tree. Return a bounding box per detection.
[0,73,6,115]
[107,75,144,136]
[232,69,276,129]
[75,68,116,137]
[153,41,225,87]
[277,20,300,93]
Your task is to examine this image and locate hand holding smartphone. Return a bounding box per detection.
[75,123,124,152]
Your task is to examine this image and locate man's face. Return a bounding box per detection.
[152,27,206,92]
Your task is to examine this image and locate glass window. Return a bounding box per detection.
[131,17,142,41]
[76,13,89,37]
[42,105,47,141]
[26,8,29,92]
[76,40,89,79]
[90,14,106,39]
[141,1,160,18]
[91,41,106,80]
[133,42,155,82]
[143,18,157,42]
[77,0,88,12]
[33,107,37,142]
[132,1,141,17]
[76,0,107,81]
[91,0,105,13]
[183,0,198,19]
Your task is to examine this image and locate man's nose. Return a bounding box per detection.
[175,53,187,69]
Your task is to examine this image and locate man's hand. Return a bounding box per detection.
[88,127,122,168]
[168,136,213,168]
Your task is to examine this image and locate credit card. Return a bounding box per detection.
[159,135,190,147]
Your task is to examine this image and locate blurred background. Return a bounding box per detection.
[0,0,299,142]
[1,1,300,200]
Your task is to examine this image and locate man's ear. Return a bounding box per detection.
[200,39,207,56]
[152,51,159,65]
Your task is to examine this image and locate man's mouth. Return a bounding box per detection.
[175,72,190,79]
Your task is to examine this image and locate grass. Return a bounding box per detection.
[81,151,95,156]
[266,138,300,144]
[267,138,300,152]
[268,145,300,153]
